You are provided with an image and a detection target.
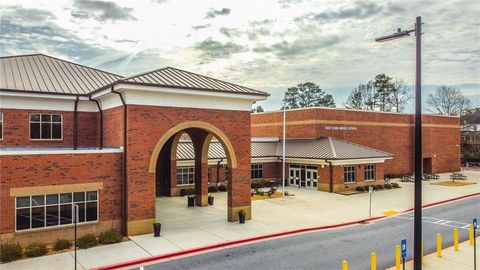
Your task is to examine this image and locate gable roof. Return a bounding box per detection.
[119,67,268,96]
[0,54,122,95]
[176,137,393,161]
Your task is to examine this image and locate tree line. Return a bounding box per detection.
[251,74,472,116]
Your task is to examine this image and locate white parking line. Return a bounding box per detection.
[394,214,471,230]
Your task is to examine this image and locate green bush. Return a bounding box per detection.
[98,230,122,245]
[218,184,227,192]
[76,234,98,249]
[0,242,22,262]
[355,186,365,192]
[24,242,48,258]
[384,183,392,189]
[375,184,384,190]
[251,182,263,189]
[392,182,400,188]
[182,188,195,196]
[53,239,72,251]
[208,186,219,193]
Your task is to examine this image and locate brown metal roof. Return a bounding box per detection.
[176,137,392,161]
[0,54,122,95]
[120,67,268,96]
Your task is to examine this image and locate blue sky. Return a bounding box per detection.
[1,0,479,111]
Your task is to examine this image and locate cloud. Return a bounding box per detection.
[296,0,383,22]
[72,0,136,22]
[192,24,211,31]
[219,27,242,38]
[205,8,231,19]
[194,38,246,61]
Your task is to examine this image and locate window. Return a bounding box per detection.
[364,164,375,181]
[251,164,263,179]
[0,112,3,140]
[15,191,98,231]
[30,114,62,140]
[177,167,195,185]
[344,166,356,183]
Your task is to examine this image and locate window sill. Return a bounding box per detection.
[364,179,375,182]
[15,220,99,234]
[344,182,356,185]
[29,139,64,141]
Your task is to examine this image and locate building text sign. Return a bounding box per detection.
[324,126,358,131]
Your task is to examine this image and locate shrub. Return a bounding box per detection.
[53,239,72,251]
[208,186,219,193]
[384,183,392,189]
[255,190,265,196]
[364,185,370,191]
[372,185,379,190]
[392,182,400,188]
[0,242,22,262]
[251,182,263,189]
[375,185,384,190]
[182,188,195,196]
[218,184,227,192]
[355,186,365,192]
[98,230,122,245]
[76,234,98,249]
[24,242,48,258]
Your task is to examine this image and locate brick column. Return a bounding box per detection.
[187,129,209,207]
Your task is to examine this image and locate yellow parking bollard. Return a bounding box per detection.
[421,240,424,263]
[342,259,348,270]
[437,233,442,257]
[454,228,459,251]
[371,252,376,270]
[470,224,474,245]
[395,245,401,270]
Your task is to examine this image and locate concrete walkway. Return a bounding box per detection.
[387,237,480,270]
[2,171,479,270]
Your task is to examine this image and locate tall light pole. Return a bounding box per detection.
[376,16,422,270]
[282,101,286,200]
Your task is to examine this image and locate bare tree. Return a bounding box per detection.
[345,81,376,110]
[388,79,412,113]
[426,86,470,116]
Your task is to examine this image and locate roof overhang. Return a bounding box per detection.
[327,157,393,166]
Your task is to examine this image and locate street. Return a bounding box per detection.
[138,196,479,270]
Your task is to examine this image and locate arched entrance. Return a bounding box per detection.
[148,121,249,221]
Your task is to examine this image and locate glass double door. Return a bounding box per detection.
[289,165,318,188]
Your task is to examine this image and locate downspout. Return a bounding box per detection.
[326,160,333,193]
[112,87,128,237]
[89,97,104,149]
[73,96,79,150]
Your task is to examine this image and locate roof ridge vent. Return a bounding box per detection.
[328,137,337,158]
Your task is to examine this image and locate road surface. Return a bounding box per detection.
[137,196,479,270]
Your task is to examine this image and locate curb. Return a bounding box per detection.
[95,193,480,270]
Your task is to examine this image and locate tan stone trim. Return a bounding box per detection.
[127,218,156,236]
[251,119,459,129]
[227,205,252,222]
[10,182,104,196]
[149,121,238,172]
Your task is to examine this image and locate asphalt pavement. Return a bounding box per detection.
[137,196,479,270]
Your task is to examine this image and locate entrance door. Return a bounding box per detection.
[289,167,300,186]
[306,169,318,188]
[423,158,432,174]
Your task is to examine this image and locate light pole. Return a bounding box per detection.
[282,101,286,201]
[376,16,423,270]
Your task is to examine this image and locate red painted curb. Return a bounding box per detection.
[95,192,480,270]
[93,215,384,270]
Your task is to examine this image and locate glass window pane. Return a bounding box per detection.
[41,114,51,122]
[31,206,45,228]
[31,195,44,206]
[30,114,40,121]
[41,123,51,139]
[0,123,2,140]
[77,203,86,223]
[86,202,97,221]
[30,123,40,139]
[52,115,62,122]
[46,194,58,205]
[60,204,72,225]
[60,193,72,203]
[16,196,30,208]
[86,191,97,201]
[73,192,85,202]
[46,205,59,227]
[16,208,30,230]
[52,123,62,139]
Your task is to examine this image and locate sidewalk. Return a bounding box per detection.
[2,171,479,270]
[387,237,480,270]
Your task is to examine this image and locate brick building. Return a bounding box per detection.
[0,54,461,244]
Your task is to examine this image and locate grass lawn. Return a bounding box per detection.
[431,181,476,187]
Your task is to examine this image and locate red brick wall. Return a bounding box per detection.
[0,153,122,235]
[0,109,99,148]
[125,105,251,224]
[252,108,460,175]
[103,106,124,147]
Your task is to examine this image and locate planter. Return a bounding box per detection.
[153,223,162,237]
[238,211,246,224]
[187,195,195,207]
[208,196,214,205]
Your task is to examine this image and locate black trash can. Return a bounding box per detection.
[187,195,195,207]
[153,223,161,237]
[208,196,214,205]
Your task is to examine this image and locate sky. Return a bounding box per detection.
[1,0,479,111]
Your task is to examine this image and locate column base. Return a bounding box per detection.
[127,218,156,236]
[227,205,252,222]
[195,194,208,206]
